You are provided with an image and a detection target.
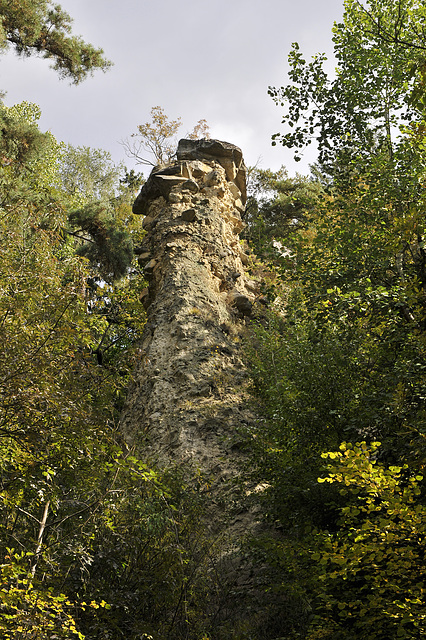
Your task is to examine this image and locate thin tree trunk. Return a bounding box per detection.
[31,500,50,578]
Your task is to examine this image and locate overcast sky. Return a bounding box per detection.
[1,0,345,176]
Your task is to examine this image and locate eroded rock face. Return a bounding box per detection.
[122,140,258,484]
[120,138,283,637]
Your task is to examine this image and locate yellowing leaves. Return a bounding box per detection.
[307,441,426,638]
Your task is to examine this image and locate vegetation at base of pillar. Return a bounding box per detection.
[0,0,112,83]
[310,442,426,639]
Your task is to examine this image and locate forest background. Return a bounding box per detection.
[1,1,426,639]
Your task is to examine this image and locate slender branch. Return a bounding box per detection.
[17,506,42,525]
[65,229,96,244]
[355,0,426,51]
[31,500,50,578]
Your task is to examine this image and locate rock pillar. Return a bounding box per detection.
[119,139,283,638]
[121,139,259,492]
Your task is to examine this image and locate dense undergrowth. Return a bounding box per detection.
[3,0,426,638]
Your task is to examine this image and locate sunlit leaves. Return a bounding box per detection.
[308,442,426,639]
[59,145,124,208]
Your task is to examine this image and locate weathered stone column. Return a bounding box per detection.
[121,139,259,486]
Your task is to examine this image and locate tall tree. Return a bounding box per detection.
[59,145,137,282]
[244,2,426,636]
[269,0,426,176]
[0,101,152,640]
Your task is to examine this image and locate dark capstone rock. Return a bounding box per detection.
[177,138,247,205]
[133,139,247,214]
[177,138,243,166]
[154,163,188,177]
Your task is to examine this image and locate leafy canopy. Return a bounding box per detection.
[309,442,426,639]
[269,0,426,174]
[0,100,153,640]
[243,2,426,638]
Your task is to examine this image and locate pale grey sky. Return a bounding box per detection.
[1,0,345,175]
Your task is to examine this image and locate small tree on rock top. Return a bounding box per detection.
[123,106,210,167]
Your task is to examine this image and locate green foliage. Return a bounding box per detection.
[244,167,323,261]
[59,144,147,283]
[277,158,426,460]
[0,100,150,639]
[59,145,124,207]
[308,442,426,639]
[0,0,112,83]
[245,313,356,536]
[269,0,426,175]
[242,3,426,637]
[0,101,58,176]
[249,443,426,640]
[68,202,133,282]
[255,0,426,473]
[1,550,84,640]
[73,465,230,640]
